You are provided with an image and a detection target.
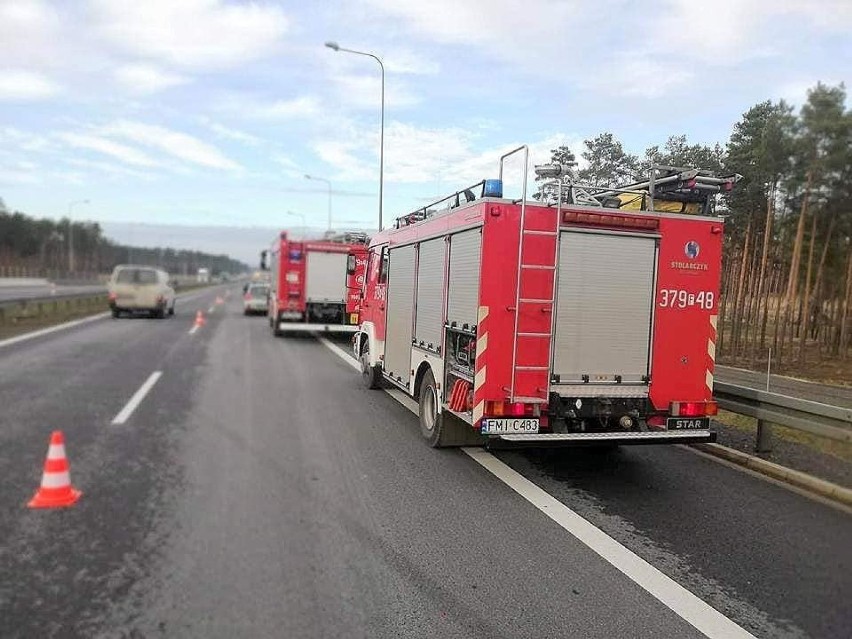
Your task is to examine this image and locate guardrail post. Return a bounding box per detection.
[755,419,773,453]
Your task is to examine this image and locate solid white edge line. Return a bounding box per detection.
[111,371,163,425]
[316,335,755,639]
[0,312,110,350]
[317,337,359,371]
[0,287,225,351]
[462,449,755,639]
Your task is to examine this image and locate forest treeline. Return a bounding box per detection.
[0,204,247,278]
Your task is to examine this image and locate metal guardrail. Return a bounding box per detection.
[0,290,107,308]
[714,381,852,451]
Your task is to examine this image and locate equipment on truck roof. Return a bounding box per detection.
[534,163,742,216]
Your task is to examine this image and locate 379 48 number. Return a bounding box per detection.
[659,289,715,310]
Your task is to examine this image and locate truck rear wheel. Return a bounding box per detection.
[272,313,284,337]
[360,342,382,390]
[418,369,484,448]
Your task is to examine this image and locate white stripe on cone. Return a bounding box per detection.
[47,444,66,460]
[41,471,71,489]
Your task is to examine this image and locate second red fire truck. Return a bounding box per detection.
[354,146,740,447]
[262,230,368,336]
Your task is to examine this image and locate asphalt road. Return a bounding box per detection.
[0,286,848,638]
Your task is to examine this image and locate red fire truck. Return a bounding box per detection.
[354,146,740,447]
[262,230,369,336]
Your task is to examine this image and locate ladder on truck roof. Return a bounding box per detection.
[502,146,557,405]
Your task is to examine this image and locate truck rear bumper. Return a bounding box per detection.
[278,322,358,334]
[492,429,716,447]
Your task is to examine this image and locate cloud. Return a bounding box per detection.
[66,158,157,182]
[361,0,585,64]
[200,118,262,146]
[100,120,242,171]
[272,154,303,179]
[382,49,440,75]
[91,0,289,70]
[312,118,580,196]
[363,0,851,98]
[0,0,63,71]
[0,169,41,186]
[585,58,695,99]
[333,74,420,109]
[0,69,61,101]
[224,95,321,120]
[0,127,53,152]
[58,132,162,168]
[114,64,187,95]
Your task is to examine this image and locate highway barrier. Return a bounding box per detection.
[714,381,852,452]
[0,293,107,337]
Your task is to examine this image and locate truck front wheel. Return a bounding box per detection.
[360,341,382,390]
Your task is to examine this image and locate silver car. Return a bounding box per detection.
[243,283,269,316]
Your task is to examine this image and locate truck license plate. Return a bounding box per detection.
[667,417,709,430]
[481,418,540,434]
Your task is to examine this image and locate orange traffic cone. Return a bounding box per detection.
[195,310,206,326]
[215,296,224,305]
[28,431,81,508]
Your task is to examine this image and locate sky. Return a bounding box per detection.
[1,0,850,263]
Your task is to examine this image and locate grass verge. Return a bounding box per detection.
[714,409,852,464]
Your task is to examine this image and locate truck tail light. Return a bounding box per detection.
[485,400,505,416]
[484,401,541,417]
[670,401,718,417]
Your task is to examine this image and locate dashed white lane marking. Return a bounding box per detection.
[208,306,215,314]
[317,335,755,639]
[188,325,200,335]
[111,371,163,425]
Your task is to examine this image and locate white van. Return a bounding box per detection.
[108,265,176,319]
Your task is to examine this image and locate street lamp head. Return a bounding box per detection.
[304,174,312,180]
[325,41,340,51]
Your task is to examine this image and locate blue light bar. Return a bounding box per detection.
[484,179,503,198]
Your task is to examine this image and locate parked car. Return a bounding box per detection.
[243,283,269,316]
[108,265,175,319]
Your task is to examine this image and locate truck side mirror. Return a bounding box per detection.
[260,250,268,271]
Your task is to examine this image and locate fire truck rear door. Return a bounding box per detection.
[306,251,348,303]
[552,230,658,390]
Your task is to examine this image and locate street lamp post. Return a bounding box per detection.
[304,174,332,231]
[325,41,384,231]
[67,199,90,274]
